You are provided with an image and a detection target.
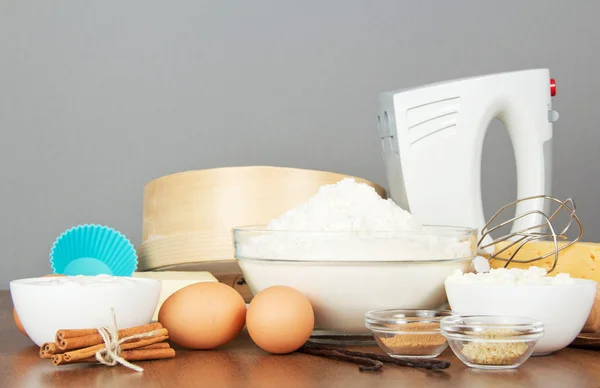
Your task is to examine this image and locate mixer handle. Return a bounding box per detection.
[485,102,553,238]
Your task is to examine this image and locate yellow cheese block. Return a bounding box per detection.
[133,271,217,321]
[489,240,600,282]
[490,241,600,333]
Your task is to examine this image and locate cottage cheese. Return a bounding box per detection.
[29,274,141,287]
[237,178,473,261]
[446,266,575,285]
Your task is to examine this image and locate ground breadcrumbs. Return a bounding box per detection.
[461,330,529,365]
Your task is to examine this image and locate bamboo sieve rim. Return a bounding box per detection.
[143,165,387,196]
[137,257,238,272]
[140,230,234,247]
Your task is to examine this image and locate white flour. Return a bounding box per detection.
[238,178,473,261]
[446,266,574,286]
[267,178,421,232]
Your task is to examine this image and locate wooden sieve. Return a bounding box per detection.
[138,166,386,271]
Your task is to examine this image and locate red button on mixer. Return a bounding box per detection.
[550,78,556,96]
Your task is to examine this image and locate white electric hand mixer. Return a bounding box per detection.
[378,69,580,269]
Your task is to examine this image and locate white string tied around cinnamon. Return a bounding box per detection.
[94,307,163,372]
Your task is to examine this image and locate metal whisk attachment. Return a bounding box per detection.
[478,195,583,273]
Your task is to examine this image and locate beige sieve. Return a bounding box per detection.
[138,166,386,271]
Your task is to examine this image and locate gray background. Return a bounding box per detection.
[1,0,598,288]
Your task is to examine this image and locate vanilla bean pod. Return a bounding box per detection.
[303,344,451,370]
[330,348,451,370]
[298,346,383,372]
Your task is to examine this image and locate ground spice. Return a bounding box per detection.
[461,329,529,365]
[378,322,447,356]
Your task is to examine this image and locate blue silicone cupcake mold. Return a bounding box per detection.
[50,224,138,276]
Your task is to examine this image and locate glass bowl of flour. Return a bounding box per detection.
[233,178,477,344]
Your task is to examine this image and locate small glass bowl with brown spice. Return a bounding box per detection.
[365,309,453,358]
[440,315,545,370]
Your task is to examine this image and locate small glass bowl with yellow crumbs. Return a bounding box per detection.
[440,315,545,370]
[365,309,454,358]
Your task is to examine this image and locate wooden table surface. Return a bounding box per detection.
[2,291,600,388]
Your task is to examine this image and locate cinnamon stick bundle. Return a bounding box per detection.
[56,323,164,351]
[40,322,174,368]
[56,328,100,341]
[39,342,59,359]
[53,348,176,366]
[59,334,169,364]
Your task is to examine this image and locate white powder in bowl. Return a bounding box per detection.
[266,178,421,232]
[446,266,575,285]
[237,178,474,261]
[28,275,143,287]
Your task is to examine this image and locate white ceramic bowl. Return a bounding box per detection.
[234,226,477,343]
[10,275,161,347]
[445,278,597,355]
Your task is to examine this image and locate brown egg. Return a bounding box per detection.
[13,274,64,337]
[246,286,314,354]
[13,308,27,336]
[158,282,246,349]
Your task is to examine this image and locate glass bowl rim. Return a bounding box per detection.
[440,314,545,340]
[233,224,478,236]
[365,309,454,331]
[234,225,478,263]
